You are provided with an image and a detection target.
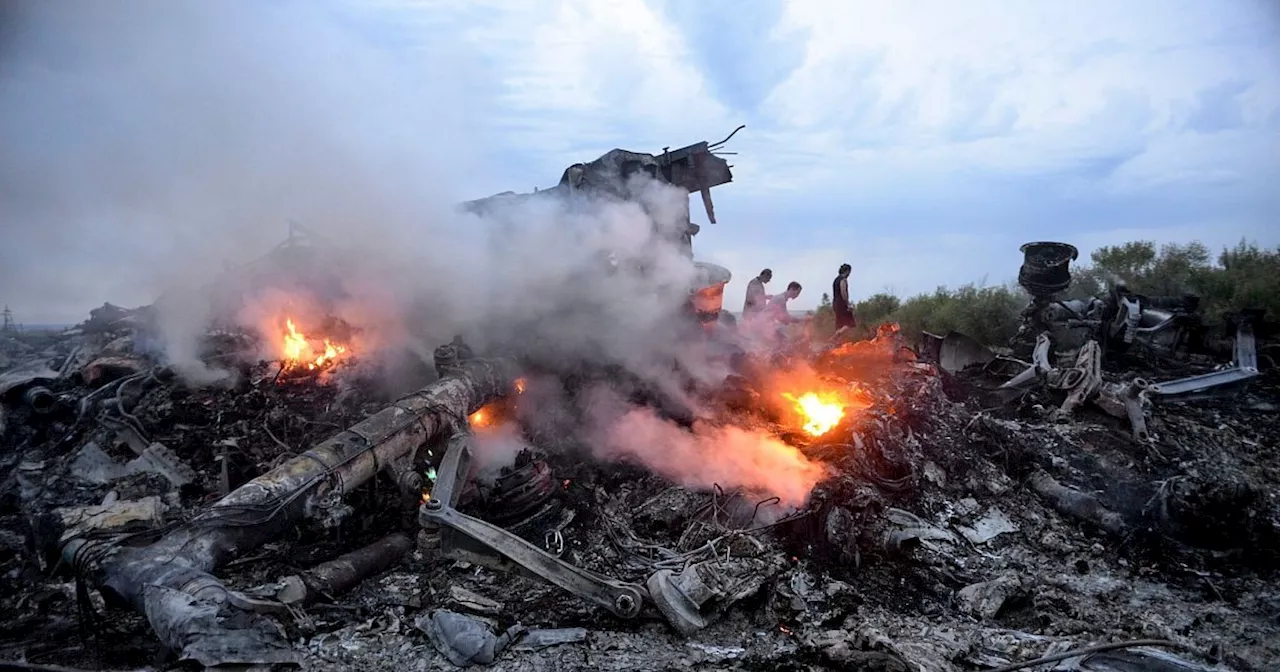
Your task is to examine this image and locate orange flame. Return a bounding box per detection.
[280,317,349,372]
[283,319,308,361]
[468,406,491,428]
[782,391,845,436]
[514,378,527,394]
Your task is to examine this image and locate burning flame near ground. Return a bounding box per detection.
[763,366,875,438]
[279,317,349,373]
[782,391,846,436]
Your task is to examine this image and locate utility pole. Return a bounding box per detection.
[1,305,14,333]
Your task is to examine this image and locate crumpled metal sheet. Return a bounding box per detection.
[142,584,299,667]
[416,609,523,667]
[0,362,59,398]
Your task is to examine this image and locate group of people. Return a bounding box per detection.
[740,264,856,342]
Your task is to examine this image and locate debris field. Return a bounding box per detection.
[1,142,1278,671]
[1,304,1277,671]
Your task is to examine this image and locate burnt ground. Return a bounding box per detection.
[1,334,1278,671]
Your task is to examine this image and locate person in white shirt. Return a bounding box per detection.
[743,268,772,316]
[766,281,804,325]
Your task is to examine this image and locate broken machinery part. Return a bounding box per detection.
[1148,310,1261,399]
[419,431,646,619]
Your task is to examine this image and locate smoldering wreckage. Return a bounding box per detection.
[2,133,1278,672]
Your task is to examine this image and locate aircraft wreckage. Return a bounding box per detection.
[2,132,1278,670]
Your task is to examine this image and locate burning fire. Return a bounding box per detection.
[469,405,493,428]
[280,318,349,373]
[782,391,845,436]
[469,380,525,428]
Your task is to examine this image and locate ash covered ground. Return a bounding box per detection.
[1,308,1277,672]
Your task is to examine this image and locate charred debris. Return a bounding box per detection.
[2,137,1279,670]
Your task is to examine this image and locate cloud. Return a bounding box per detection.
[755,1,1280,182]
[0,0,489,324]
[2,0,1278,328]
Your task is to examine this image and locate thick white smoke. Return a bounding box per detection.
[0,1,824,504]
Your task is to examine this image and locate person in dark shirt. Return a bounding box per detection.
[743,268,772,316]
[832,263,855,332]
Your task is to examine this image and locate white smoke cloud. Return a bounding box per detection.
[596,404,827,508]
[0,0,826,501]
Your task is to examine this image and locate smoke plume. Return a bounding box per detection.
[599,407,827,508]
[0,1,826,504]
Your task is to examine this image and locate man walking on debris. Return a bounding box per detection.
[743,268,772,317]
[766,282,804,321]
[831,263,855,340]
[766,281,809,341]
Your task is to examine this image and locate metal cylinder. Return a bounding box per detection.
[1018,242,1078,297]
[22,386,56,414]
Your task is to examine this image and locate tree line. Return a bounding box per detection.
[809,240,1280,346]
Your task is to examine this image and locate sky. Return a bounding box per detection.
[2,0,1279,323]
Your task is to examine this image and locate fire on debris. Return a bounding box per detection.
[5,130,1278,672]
[468,405,493,428]
[278,317,350,376]
[782,391,845,436]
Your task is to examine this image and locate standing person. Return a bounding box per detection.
[832,263,855,334]
[743,268,773,317]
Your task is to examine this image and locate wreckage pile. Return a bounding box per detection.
[1,298,1277,671]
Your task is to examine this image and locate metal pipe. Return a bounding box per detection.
[278,532,414,606]
[1028,470,1127,536]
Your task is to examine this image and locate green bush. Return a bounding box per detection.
[855,293,901,324]
[1078,239,1280,320]
[806,238,1279,348]
[889,284,1025,346]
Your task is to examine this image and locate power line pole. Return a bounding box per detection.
[1,305,14,333]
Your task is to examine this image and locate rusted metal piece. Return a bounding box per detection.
[65,354,519,666]
[81,355,147,386]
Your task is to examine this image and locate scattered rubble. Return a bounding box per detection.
[2,203,1278,670]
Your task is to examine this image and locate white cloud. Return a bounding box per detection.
[5,0,1278,322]
[386,0,731,173]
[759,0,1280,183]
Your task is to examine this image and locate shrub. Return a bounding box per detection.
[806,238,1279,347]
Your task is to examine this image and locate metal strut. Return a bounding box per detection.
[419,432,645,619]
